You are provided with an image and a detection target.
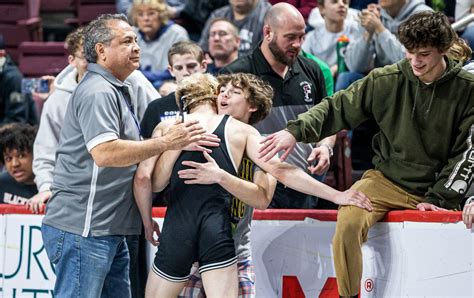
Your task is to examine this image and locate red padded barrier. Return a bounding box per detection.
[0,205,463,223]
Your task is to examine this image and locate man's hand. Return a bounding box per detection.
[163,119,206,150]
[359,4,384,35]
[332,189,373,212]
[259,129,297,162]
[26,190,52,214]
[178,152,223,184]
[462,200,474,229]
[144,220,161,246]
[416,202,447,211]
[183,133,220,153]
[307,146,331,175]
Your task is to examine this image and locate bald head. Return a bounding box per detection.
[264,3,305,29]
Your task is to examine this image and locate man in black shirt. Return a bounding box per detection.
[221,3,336,209]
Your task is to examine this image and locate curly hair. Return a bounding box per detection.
[175,73,219,112]
[65,27,84,56]
[0,123,38,164]
[132,0,169,27]
[217,73,273,125]
[397,11,456,52]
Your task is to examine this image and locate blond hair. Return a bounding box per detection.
[175,73,218,112]
[448,37,473,63]
[132,0,169,26]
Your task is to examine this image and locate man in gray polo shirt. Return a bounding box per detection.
[41,14,208,297]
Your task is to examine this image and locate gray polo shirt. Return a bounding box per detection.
[43,63,142,237]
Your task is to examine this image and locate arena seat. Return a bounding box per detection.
[0,0,42,62]
[324,130,353,191]
[67,0,116,26]
[18,41,68,77]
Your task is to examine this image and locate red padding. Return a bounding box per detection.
[0,205,462,223]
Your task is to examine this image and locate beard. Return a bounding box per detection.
[268,37,298,66]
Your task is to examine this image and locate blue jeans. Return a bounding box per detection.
[335,71,365,91]
[41,224,131,298]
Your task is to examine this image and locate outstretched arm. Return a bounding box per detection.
[178,151,276,210]
[248,128,372,211]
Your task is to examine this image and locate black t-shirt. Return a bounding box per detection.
[140,92,179,139]
[221,45,328,208]
[0,172,38,205]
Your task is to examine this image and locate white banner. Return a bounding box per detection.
[1,213,473,297]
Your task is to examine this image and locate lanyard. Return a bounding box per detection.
[121,87,142,138]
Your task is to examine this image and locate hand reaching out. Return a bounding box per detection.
[259,129,297,162]
[332,189,373,212]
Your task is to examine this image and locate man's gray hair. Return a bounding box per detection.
[83,14,128,63]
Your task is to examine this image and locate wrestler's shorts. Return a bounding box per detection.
[152,202,237,282]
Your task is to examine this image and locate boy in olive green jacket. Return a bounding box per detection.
[259,11,473,298]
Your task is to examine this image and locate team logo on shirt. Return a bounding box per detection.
[445,125,473,194]
[300,81,313,103]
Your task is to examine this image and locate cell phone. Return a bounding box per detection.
[21,78,49,94]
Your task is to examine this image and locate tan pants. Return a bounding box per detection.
[332,169,423,296]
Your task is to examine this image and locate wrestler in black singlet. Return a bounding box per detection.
[153,115,238,281]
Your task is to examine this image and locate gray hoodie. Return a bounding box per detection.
[33,66,159,192]
[345,0,432,73]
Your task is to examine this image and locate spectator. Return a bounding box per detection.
[0,123,38,204]
[140,41,207,139]
[302,0,365,77]
[40,14,206,297]
[343,0,432,76]
[222,3,336,209]
[199,0,271,57]
[260,11,473,297]
[132,0,189,88]
[455,0,474,52]
[207,18,241,74]
[0,34,37,125]
[337,0,432,174]
[268,0,317,21]
[29,26,159,298]
[307,4,360,29]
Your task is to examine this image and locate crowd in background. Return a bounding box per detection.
[0,1,473,298]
